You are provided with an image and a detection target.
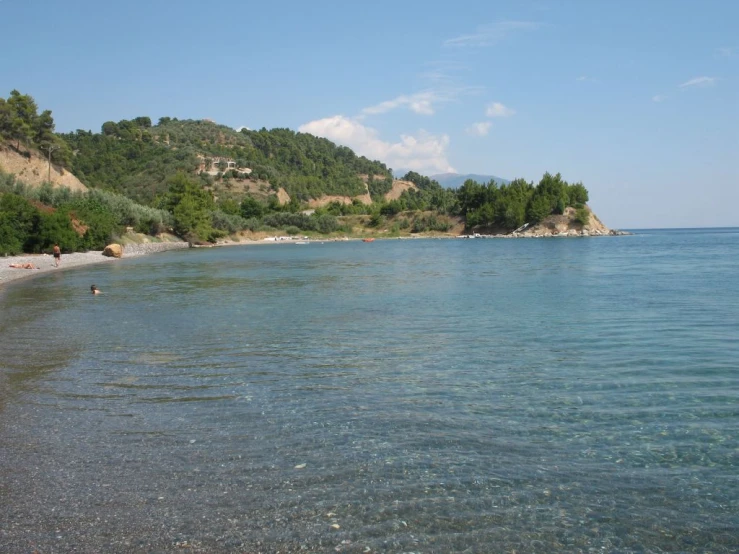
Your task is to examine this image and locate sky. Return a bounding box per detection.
[0,0,737,228]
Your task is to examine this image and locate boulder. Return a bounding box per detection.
[103,244,123,258]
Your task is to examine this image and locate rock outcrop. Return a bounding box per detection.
[465,206,629,238]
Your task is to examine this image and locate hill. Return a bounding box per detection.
[431,173,509,188]
[61,118,393,206]
[1,89,621,254]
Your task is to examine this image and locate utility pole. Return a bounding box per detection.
[40,144,60,183]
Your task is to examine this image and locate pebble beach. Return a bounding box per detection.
[0,242,190,289]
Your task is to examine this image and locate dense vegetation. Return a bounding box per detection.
[0,90,72,166]
[0,90,594,255]
[62,118,391,204]
[457,173,589,229]
[0,169,172,255]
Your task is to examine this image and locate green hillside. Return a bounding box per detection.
[62,118,391,205]
[1,89,600,255]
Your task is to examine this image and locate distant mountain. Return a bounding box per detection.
[431,173,510,189]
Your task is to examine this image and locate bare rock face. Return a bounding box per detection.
[103,244,123,258]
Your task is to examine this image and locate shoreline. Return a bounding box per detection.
[0,242,189,290]
[1,229,631,288]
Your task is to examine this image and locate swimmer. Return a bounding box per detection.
[91,284,101,295]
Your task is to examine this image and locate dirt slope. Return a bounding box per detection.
[384,180,417,201]
[306,179,418,207]
[0,144,88,191]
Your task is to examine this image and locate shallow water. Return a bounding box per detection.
[1,230,738,553]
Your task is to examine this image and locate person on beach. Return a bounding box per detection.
[53,244,61,267]
[9,263,39,270]
[91,284,101,295]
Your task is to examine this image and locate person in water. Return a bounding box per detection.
[91,284,101,295]
[53,244,61,267]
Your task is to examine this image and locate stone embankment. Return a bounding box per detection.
[119,241,190,257]
[460,229,630,239]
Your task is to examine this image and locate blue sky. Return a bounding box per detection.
[0,0,736,228]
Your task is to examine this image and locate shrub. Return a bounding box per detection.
[379,200,403,216]
[575,207,590,226]
[212,210,248,234]
[411,214,451,233]
[263,212,312,230]
[312,214,339,234]
[368,213,386,228]
[0,212,24,255]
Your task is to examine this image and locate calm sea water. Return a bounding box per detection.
[1,229,737,553]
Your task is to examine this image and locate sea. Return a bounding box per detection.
[0,228,737,553]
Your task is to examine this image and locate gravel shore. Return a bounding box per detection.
[0,241,189,289]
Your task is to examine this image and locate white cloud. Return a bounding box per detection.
[418,60,473,86]
[576,76,598,82]
[235,125,250,131]
[678,76,717,88]
[466,122,492,136]
[716,47,734,57]
[652,95,667,103]
[444,21,542,47]
[361,82,483,118]
[298,115,455,174]
[362,92,437,116]
[486,102,516,118]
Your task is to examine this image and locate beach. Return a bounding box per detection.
[0,242,189,289]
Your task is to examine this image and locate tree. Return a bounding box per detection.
[0,212,24,255]
[219,198,241,216]
[526,194,552,223]
[42,211,79,252]
[133,116,152,128]
[568,183,589,206]
[33,109,56,147]
[0,194,40,254]
[101,121,119,136]
[240,195,265,219]
[0,98,11,140]
[457,179,485,215]
[159,173,215,240]
[6,90,38,149]
[173,194,210,239]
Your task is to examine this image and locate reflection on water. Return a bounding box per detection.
[0,234,738,552]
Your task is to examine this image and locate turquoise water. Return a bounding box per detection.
[1,229,737,553]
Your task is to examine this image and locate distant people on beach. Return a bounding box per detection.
[9,263,39,270]
[91,284,101,295]
[52,244,61,267]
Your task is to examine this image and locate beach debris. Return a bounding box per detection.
[331,523,341,529]
[294,463,307,469]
